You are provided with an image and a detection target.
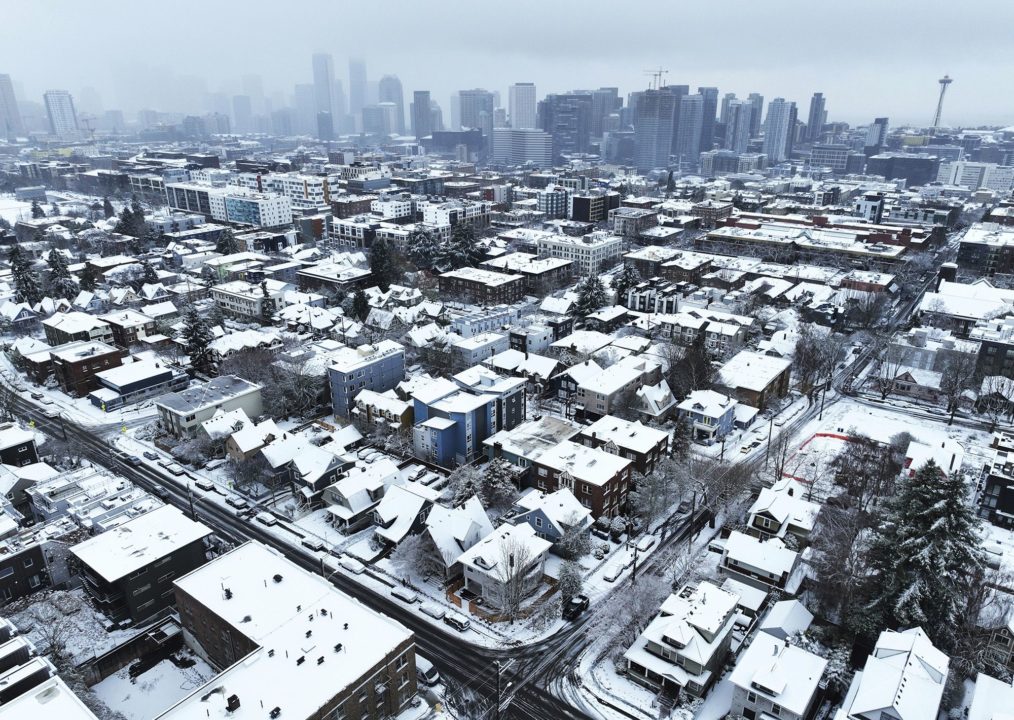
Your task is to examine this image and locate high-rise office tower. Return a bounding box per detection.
[723,100,753,153]
[664,84,690,154]
[747,93,764,137]
[634,88,678,172]
[806,92,826,143]
[43,90,79,138]
[674,93,705,166]
[590,87,620,137]
[762,98,795,163]
[493,108,508,128]
[719,92,737,124]
[312,53,336,122]
[348,58,367,126]
[509,83,537,129]
[0,74,24,139]
[459,89,495,130]
[450,94,460,130]
[865,117,890,151]
[232,95,253,134]
[429,100,443,133]
[412,90,432,139]
[698,87,719,150]
[538,92,593,157]
[378,75,405,134]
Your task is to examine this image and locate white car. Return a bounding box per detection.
[603,564,624,583]
[338,556,366,575]
[391,587,418,604]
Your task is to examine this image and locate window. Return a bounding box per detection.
[535,517,543,528]
[22,557,32,568]
[28,575,40,589]
[771,704,782,716]
[0,567,13,579]
[396,655,407,669]
[747,692,757,703]
[133,583,152,596]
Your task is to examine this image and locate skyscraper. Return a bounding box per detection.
[865,117,890,152]
[412,90,432,139]
[698,87,719,150]
[508,83,537,129]
[674,93,705,166]
[232,95,253,134]
[0,74,24,139]
[762,98,795,163]
[590,87,620,137]
[348,58,367,127]
[294,83,317,135]
[806,92,826,143]
[719,92,737,124]
[43,90,79,138]
[634,88,678,172]
[378,75,405,134]
[459,89,495,130]
[723,100,752,153]
[747,93,764,137]
[310,54,334,119]
[538,92,593,157]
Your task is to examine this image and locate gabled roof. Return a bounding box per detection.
[730,632,827,716]
[456,522,551,581]
[425,496,494,568]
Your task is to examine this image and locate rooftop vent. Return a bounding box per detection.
[270,708,281,719]
[317,656,325,665]
[296,656,304,666]
[224,588,233,600]
[273,574,283,583]
[226,694,241,713]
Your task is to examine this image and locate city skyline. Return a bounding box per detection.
[3,0,1013,128]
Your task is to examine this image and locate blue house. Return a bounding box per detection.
[411,378,504,468]
[675,389,738,445]
[328,340,406,418]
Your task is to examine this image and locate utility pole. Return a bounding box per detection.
[188,485,197,521]
[818,375,830,421]
[764,416,774,468]
[495,660,501,720]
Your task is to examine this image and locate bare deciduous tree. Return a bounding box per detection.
[499,534,535,623]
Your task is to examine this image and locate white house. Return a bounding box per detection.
[835,627,949,720]
[456,522,551,611]
[729,631,828,720]
[720,530,800,591]
[424,496,494,582]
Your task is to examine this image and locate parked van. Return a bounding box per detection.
[443,612,470,632]
[420,603,446,621]
[416,655,441,686]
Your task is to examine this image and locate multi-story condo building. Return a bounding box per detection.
[438,267,526,305]
[491,128,553,166]
[328,341,406,418]
[537,230,623,275]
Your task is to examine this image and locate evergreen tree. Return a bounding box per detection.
[558,560,584,607]
[182,305,215,375]
[8,245,42,306]
[671,417,692,460]
[571,275,608,320]
[407,229,440,271]
[102,197,115,219]
[665,171,676,197]
[444,223,484,269]
[259,281,276,325]
[113,205,135,236]
[483,459,520,508]
[30,200,44,219]
[46,249,78,299]
[140,259,159,285]
[611,264,641,306]
[207,301,225,330]
[369,237,396,292]
[50,202,60,217]
[858,461,983,652]
[215,228,239,256]
[78,263,100,292]
[351,288,369,321]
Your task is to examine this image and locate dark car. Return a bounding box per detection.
[124,455,142,466]
[143,451,159,461]
[151,485,171,500]
[562,595,590,621]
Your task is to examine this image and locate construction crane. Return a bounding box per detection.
[644,67,668,91]
[931,75,952,135]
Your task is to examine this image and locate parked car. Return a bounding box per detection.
[162,463,185,476]
[443,612,470,632]
[562,594,590,621]
[143,451,159,461]
[30,392,43,400]
[420,603,446,621]
[635,535,657,553]
[391,587,418,604]
[300,537,325,553]
[193,478,215,492]
[254,512,277,527]
[603,564,624,583]
[124,455,142,467]
[225,496,248,510]
[338,556,366,575]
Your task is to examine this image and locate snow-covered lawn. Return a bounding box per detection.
[91,650,215,720]
[0,195,33,225]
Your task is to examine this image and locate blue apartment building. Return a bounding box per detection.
[411,383,500,468]
[328,341,406,418]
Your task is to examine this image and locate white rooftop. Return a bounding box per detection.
[71,505,211,582]
[730,631,827,716]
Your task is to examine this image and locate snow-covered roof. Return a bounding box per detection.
[723,531,798,577]
[425,496,494,568]
[95,359,171,389]
[163,541,413,720]
[550,330,614,356]
[758,599,815,639]
[904,438,964,476]
[0,423,35,453]
[720,577,768,613]
[514,488,590,533]
[841,627,948,720]
[967,673,1014,720]
[536,440,631,486]
[41,310,109,334]
[456,522,551,581]
[0,676,99,720]
[580,415,668,455]
[717,350,792,393]
[373,483,439,545]
[730,631,827,716]
[484,415,581,462]
[230,417,280,454]
[677,389,737,418]
[70,505,211,582]
[485,349,559,380]
[748,488,821,537]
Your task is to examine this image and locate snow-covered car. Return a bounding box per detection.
[416,655,441,686]
[391,587,418,604]
[562,595,589,621]
[338,556,366,575]
[419,603,446,620]
[603,564,624,583]
[143,451,159,461]
[635,536,657,553]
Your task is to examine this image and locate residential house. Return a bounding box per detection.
[424,496,495,583]
[372,483,440,546]
[624,582,740,699]
[746,488,821,542]
[889,365,942,403]
[323,458,402,533]
[503,488,592,550]
[716,351,792,410]
[574,355,661,420]
[484,415,583,472]
[676,390,739,444]
[0,424,39,468]
[720,531,801,591]
[225,417,280,462]
[967,673,1014,720]
[50,341,126,397]
[729,630,827,720]
[99,310,157,349]
[835,628,948,720]
[353,389,413,432]
[637,379,679,423]
[456,523,551,611]
[42,311,113,346]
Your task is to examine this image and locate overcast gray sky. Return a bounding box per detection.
[6,0,1014,127]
